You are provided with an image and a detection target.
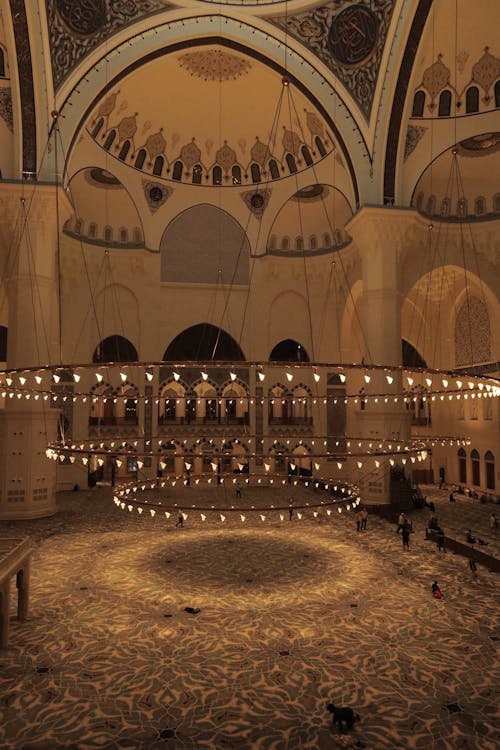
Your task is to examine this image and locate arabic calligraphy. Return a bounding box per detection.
[55,0,107,36]
[328,5,379,67]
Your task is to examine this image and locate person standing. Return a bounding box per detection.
[397,511,406,533]
[289,504,293,521]
[449,491,455,503]
[490,512,498,534]
[361,508,368,530]
[437,526,446,552]
[401,521,411,549]
[175,511,184,528]
[356,509,362,532]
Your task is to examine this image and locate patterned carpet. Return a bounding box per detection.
[0,486,498,750]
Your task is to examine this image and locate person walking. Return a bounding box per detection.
[401,520,411,549]
[175,511,184,528]
[489,512,498,534]
[289,504,294,521]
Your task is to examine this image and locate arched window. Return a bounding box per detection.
[495,79,500,108]
[438,90,452,117]
[91,117,104,138]
[412,90,425,117]
[475,196,486,216]
[93,335,138,363]
[457,198,468,217]
[416,192,424,211]
[104,226,113,243]
[335,229,343,246]
[103,130,116,151]
[296,236,304,252]
[426,194,436,215]
[118,140,131,161]
[134,149,146,169]
[250,163,261,183]
[213,165,222,185]
[301,145,313,166]
[286,154,297,173]
[192,164,202,184]
[471,448,480,486]
[172,161,183,181]
[132,227,142,244]
[88,222,97,239]
[281,237,289,251]
[322,232,331,248]
[315,136,327,157]
[485,451,495,490]
[232,165,241,185]
[119,228,128,243]
[493,193,500,213]
[310,235,317,250]
[466,86,479,113]
[269,160,280,179]
[458,448,467,484]
[153,156,164,176]
[74,218,83,235]
[440,197,450,217]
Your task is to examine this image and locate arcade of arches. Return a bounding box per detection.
[0,0,498,518]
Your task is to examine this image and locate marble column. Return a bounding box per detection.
[346,207,415,504]
[0,185,70,519]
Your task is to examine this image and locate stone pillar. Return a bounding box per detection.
[0,186,70,519]
[346,208,415,504]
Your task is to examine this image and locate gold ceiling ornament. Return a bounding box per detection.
[178,49,252,81]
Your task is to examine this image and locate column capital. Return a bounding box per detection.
[346,206,420,252]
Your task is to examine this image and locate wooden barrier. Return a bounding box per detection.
[425,528,500,573]
[0,538,34,648]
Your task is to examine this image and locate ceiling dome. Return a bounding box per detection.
[83,45,339,189]
[267,184,352,254]
[412,135,500,220]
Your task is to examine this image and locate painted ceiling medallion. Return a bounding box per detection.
[178,50,252,82]
[457,132,500,157]
[328,5,379,66]
[55,0,107,36]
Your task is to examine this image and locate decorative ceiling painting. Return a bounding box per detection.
[267,0,396,120]
[46,0,174,89]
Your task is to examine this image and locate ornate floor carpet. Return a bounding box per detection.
[0,487,498,749]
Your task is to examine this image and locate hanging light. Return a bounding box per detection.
[364,374,371,384]
[257,370,265,381]
[230,371,237,381]
[53,374,60,383]
[313,372,320,383]
[339,373,346,383]
[96,373,103,382]
[286,372,293,382]
[386,375,393,385]
[35,375,42,384]
[146,371,154,382]
[201,371,208,381]
[173,371,180,381]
